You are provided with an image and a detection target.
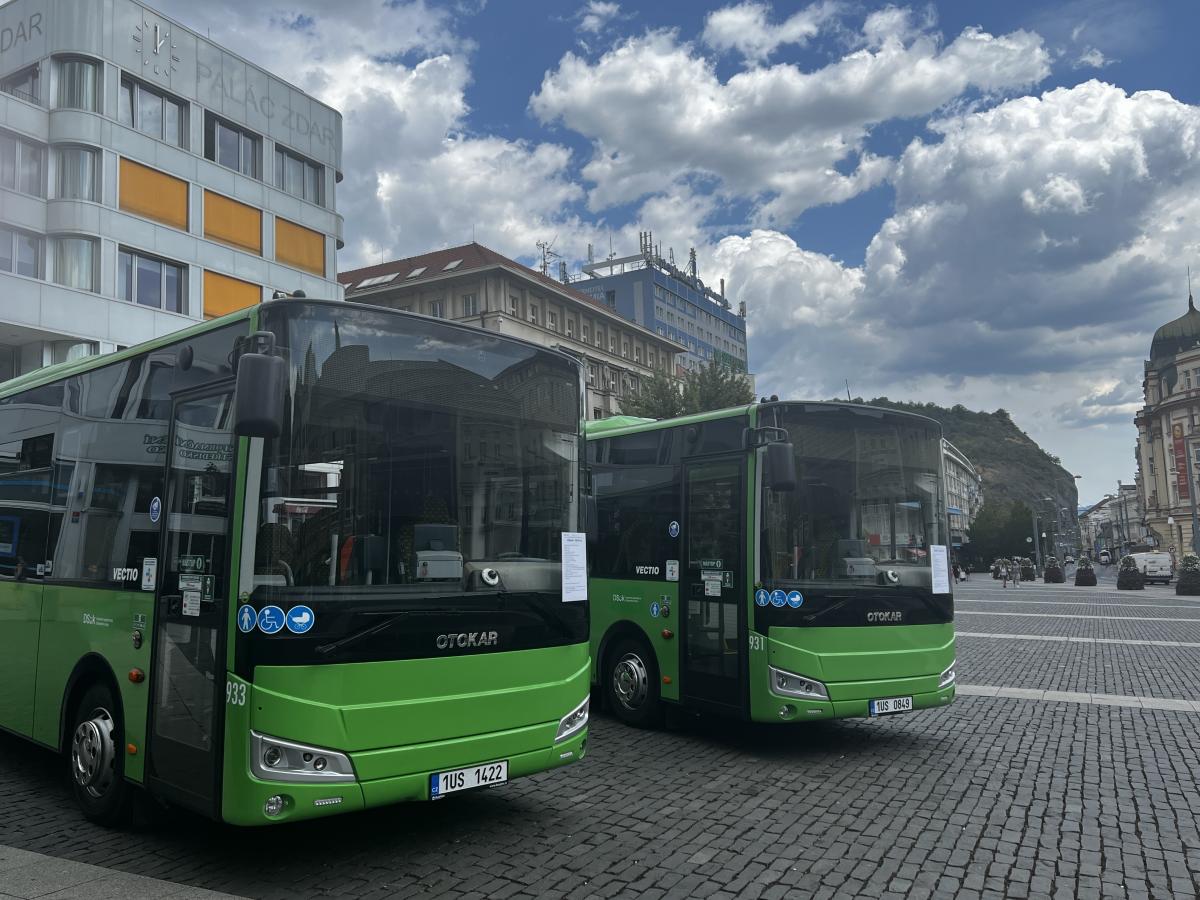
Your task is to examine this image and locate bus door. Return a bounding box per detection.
[145,387,236,817]
[680,455,747,712]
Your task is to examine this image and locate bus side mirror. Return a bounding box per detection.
[233,353,286,438]
[765,442,796,492]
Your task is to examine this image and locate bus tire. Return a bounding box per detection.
[68,683,133,826]
[605,637,662,728]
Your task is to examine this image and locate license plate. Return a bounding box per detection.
[869,696,914,716]
[429,760,508,798]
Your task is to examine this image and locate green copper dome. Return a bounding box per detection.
[1151,295,1200,361]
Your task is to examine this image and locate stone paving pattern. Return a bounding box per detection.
[0,580,1196,899]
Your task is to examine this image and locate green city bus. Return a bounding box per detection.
[0,298,590,826]
[586,400,955,726]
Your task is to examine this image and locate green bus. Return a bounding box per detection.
[0,298,590,826]
[586,401,955,726]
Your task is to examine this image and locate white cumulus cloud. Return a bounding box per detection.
[702,1,838,62]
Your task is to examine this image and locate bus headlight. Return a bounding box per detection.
[555,696,590,743]
[939,659,957,689]
[769,666,828,700]
[250,732,356,783]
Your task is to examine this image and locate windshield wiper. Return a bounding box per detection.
[315,611,410,656]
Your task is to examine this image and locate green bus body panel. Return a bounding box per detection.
[589,577,680,702]
[0,580,42,737]
[219,647,589,826]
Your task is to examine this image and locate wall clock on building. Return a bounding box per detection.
[132,14,180,80]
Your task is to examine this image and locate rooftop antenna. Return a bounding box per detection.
[1190,266,1195,311]
[845,379,852,402]
[536,238,561,277]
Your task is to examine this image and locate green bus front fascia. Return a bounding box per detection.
[2,304,591,825]
[587,403,956,722]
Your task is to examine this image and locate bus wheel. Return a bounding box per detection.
[68,684,132,826]
[606,638,662,728]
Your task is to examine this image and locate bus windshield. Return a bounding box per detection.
[760,405,946,600]
[252,304,581,602]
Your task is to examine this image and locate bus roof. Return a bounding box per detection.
[0,305,256,401]
[583,400,943,440]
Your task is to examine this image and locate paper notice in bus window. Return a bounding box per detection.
[561,532,588,603]
[931,545,951,594]
[141,558,157,591]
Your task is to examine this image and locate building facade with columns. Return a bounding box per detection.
[340,243,683,420]
[0,0,343,381]
[1135,294,1200,555]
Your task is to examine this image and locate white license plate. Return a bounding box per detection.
[429,760,508,798]
[869,696,914,716]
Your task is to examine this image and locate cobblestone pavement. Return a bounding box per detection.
[1,580,1198,899]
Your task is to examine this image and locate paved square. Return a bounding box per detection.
[0,579,1197,898]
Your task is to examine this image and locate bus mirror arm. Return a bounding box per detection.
[233,353,287,438]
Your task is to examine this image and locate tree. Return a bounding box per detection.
[621,361,754,419]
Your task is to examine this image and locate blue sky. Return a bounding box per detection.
[151,0,1200,504]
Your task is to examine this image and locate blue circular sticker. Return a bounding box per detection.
[755,589,770,607]
[650,601,660,618]
[787,590,804,609]
[237,604,257,633]
[149,496,161,524]
[257,605,285,634]
[668,521,680,538]
[770,589,787,608]
[286,605,315,634]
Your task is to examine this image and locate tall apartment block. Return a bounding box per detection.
[0,0,343,379]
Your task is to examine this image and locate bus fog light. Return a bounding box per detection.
[769,666,829,700]
[251,732,356,784]
[778,704,795,720]
[939,659,957,689]
[555,696,590,743]
[264,795,285,817]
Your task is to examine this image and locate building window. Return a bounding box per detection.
[548,310,558,332]
[583,324,591,342]
[274,146,323,205]
[463,293,478,316]
[55,146,98,201]
[55,58,99,111]
[635,345,642,363]
[566,319,575,338]
[529,304,539,325]
[593,408,603,419]
[119,76,186,148]
[622,340,630,359]
[610,335,617,354]
[53,237,96,292]
[1,65,40,105]
[0,227,40,277]
[428,299,443,318]
[118,247,186,313]
[509,294,519,315]
[205,113,260,178]
[588,364,598,383]
[0,131,45,196]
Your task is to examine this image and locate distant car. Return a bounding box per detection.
[1064,556,1075,565]
[1098,550,1112,565]
[1131,551,1173,585]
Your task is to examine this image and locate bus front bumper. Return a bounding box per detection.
[755,682,956,722]
[224,723,587,826]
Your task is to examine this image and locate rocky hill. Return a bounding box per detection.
[850,398,1079,516]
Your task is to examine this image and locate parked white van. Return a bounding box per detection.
[1131,551,1173,585]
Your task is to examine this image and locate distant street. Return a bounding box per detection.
[1,578,1198,899]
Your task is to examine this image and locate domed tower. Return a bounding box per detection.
[1138,287,1200,557]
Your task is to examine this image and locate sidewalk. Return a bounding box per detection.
[0,845,244,900]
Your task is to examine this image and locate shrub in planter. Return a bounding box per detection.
[1176,553,1200,596]
[1020,558,1036,582]
[1116,554,1144,590]
[1074,558,1097,587]
[1043,556,1065,583]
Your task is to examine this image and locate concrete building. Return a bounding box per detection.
[339,242,683,420]
[1082,484,1151,560]
[572,233,749,376]
[0,0,343,380]
[1135,291,1200,555]
[942,438,982,557]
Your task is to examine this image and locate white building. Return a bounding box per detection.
[942,438,982,557]
[0,0,344,380]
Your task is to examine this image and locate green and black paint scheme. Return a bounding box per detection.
[586,401,955,725]
[0,300,589,826]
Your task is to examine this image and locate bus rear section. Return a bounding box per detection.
[586,401,953,727]
[751,402,955,721]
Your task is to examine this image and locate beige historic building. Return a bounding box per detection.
[1135,293,1200,554]
[340,243,683,420]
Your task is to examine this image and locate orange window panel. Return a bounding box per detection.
[119,159,188,230]
[203,270,260,319]
[204,191,262,255]
[275,217,325,276]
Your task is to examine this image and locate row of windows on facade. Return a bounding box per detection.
[0,60,325,206]
[654,302,746,360]
[652,282,745,342]
[393,291,668,372]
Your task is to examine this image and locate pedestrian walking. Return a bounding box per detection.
[1012,557,1022,588]
[1001,559,1010,588]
